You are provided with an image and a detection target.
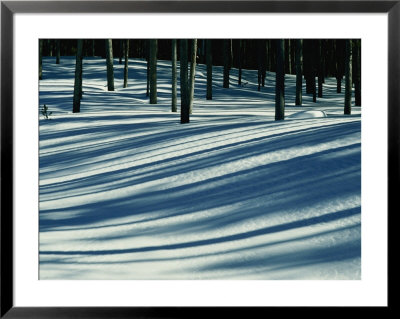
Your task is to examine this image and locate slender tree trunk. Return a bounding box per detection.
[146,40,150,97]
[354,40,361,106]
[238,40,242,86]
[149,39,158,104]
[105,39,114,91]
[275,39,285,121]
[344,39,352,114]
[48,40,53,56]
[286,39,292,74]
[73,39,84,113]
[39,39,43,80]
[180,39,189,123]
[55,40,61,64]
[318,40,323,98]
[119,40,123,64]
[79,40,84,99]
[337,76,342,93]
[335,39,345,93]
[206,39,213,100]
[171,39,178,112]
[189,39,197,114]
[295,39,303,106]
[257,40,262,91]
[123,40,129,88]
[312,75,317,102]
[261,40,267,87]
[223,39,230,88]
[91,40,95,56]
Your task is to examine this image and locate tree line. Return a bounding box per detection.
[39,39,361,123]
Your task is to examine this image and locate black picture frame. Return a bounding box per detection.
[1,1,395,317]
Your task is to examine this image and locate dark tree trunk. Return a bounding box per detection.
[257,40,266,90]
[223,39,230,88]
[206,39,213,100]
[149,39,158,104]
[353,40,361,106]
[73,40,84,113]
[312,75,317,103]
[55,40,61,64]
[171,39,178,112]
[180,39,189,124]
[189,39,197,114]
[119,40,123,64]
[335,40,345,93]
[48,40,53,56]
[238,39,242,86]
[39,39,43,80]
[286,39,292,74]
[275,39,285,121]
[337,76,342,93]
[295,39,303,106]
[123,40,129,88]
[91,40,95,56]
[344,39,352,114]
[318,40,323,98]
[105,39,114,91]
[145,40,149,97]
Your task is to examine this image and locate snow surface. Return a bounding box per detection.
[39,56,361,280]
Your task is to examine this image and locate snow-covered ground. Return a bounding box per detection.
[39,56,361,280]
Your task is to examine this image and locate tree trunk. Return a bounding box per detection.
[223,39,230,88]
[73,39,84,113]
[295,39,303,106]
[344,39,352,114]
[105,39,114,91]
[91,40,95,56]
[353,40,361,106]
[123,40,129,88]
[238,40,242,86]
[188,39,197,114]
[318,40,323,98]
[171,39,178,112]
[275,39,285,121]
[119,40,123,64]
[286,39,292,74]
[149,39,158,104]
[206,39,213,100]
[336,76,342,93]
[39,39,43,80]
[180,39,189,123]
[55,40,61,64]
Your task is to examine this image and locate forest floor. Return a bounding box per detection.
[39,57,361,280]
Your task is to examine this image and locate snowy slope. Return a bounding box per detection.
[39,56,361,280]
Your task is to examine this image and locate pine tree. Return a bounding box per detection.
[344,39,352,114]
[206,39,212,100]
[149,39,158,104]
[105,39,114,91]
[189,39,197,114]
[73,39,84,113]
[275,39,285,120]
[123,40,129,88]
[295,39,303,106]
[180,39,189,124]
[171,39,178,112]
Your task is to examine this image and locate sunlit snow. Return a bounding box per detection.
[39,56,361,280]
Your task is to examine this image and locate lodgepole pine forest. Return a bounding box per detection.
[39,39,362,280]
